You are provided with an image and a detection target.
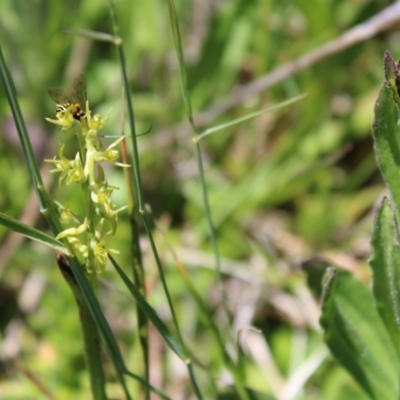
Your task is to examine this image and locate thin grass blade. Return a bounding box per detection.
[63,28,122,45]
[0,212,69,255]
[194,93,307,142]
[166,0,194,128]
[109,255,186,361]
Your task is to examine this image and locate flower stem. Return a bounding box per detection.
[56,253,107,400]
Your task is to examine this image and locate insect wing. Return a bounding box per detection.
[68,75,87,108]
[48,75,87,107]
[48,87,70,105]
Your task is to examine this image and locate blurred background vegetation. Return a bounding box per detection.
[0,0,398,399]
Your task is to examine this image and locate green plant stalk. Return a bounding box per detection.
[165,5,239,393]
[107,2,149,395]
[121,39,202,398]
[107,2,204,398]
[76,129,90,220]
[76,125,98,270]
[56,254,107,400]
[62,256,132,400]
[166,0,230,319]
[129,214,149,385]
[193,144,227,312]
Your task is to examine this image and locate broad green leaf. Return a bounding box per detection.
[0,212,69,255]
[320,268,399,400]
[369,197,400,356]
[371,82,400,218]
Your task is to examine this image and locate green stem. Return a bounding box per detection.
[108,2,202,397]
[56,254,107,400]
[108,3,149,397]
[193,144,229,316]
[165,0,230,320]
[129,214,149,389]
[79,132,96,272]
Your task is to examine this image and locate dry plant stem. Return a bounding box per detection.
[12,358,58,400]
[199,2,400,125]
[56,253,107,400]
[64,37,91,83]
[154,2,400,145]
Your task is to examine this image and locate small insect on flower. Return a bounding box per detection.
[48,75,87,121]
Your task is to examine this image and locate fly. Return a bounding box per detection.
[48,75,87,121]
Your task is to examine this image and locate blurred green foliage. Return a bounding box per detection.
[0,0,396,398]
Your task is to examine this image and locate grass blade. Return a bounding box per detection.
[109,255,186,360]
[0,212,69,255]
[194,93,307,142]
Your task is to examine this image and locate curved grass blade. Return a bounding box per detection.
[0,212,69,255]
[63,27,122,45]
[56,254,107,400]
[109,255,186,361]
[124,370,171,400]
[65,255,132,400]
[194,93,307,142]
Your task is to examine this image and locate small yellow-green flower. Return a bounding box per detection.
[85,103,110,131]
[45,144,85,185]
[56,217,89,240]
